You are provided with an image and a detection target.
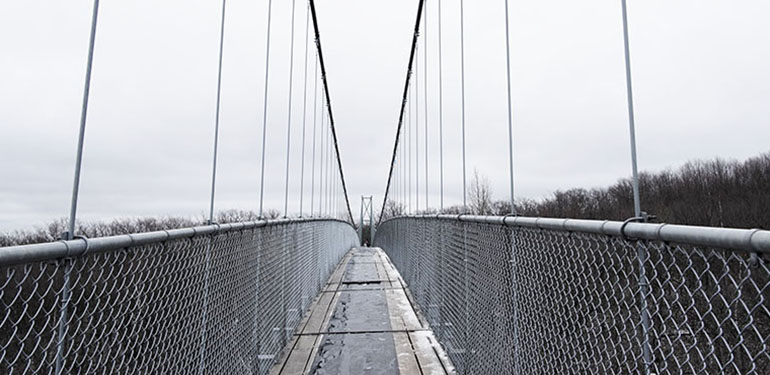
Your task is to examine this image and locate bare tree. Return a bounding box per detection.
[469,169,494,215]
[382,200,405,220]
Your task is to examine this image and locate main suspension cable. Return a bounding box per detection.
[308,0,355,223]
[377,0,426,224]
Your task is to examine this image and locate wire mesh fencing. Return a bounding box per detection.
[0,219,358,375]
[375,215,770,375]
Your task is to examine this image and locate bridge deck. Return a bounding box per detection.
[271,247,455,375]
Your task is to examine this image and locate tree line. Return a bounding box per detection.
[384,151,770,230]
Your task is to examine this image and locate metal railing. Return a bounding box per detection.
[0,219,357,375]
[375,215,770,375]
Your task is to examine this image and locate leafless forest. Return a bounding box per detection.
[3,151,769,247]
[385,151,770,229]
[0,209,281,247]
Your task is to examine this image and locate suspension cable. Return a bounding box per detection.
[408,83,412,213]
[310,54,318,216]
[66,0,101,240]
[319,95,326,217]
[621,0,642,218]
[258,0,274,218]
[424,1,429,212]
[415,43,420,213]
[308,0,355,223]
[207,0,228,224]
[504,0,515,214]
[460,0,467,211]
[377,0,426,224]
[299,3,311,217]
[438,0,444,211]
[283,0,298,217]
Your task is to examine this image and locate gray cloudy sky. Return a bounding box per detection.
[1,0,769,231]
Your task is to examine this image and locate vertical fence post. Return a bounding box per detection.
[198,233,215,374]
[54,259,73,375]
[462,221,471,373]
[252,229,263,374]
[281,225,288,349]
[636,240,653,374]
[509,227,521,374]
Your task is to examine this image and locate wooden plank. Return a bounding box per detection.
[274,335,317,375]
[385,288,423,331]
[409,331,456,375]
[393,332,422,375]
[325,255,351,286]
[300,291,335,334]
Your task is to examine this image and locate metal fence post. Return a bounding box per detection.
[54,259,73,375]
[252,229,263,374]
[462,221,471,373]
[198,234,215,374]
[509,227,521,374]
[437,220,445,341]
[637,241,653,374]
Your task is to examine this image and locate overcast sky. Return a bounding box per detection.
[1,0,769,231]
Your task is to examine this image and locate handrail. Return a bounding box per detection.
[0,218,354,267]
[378,214,770,254]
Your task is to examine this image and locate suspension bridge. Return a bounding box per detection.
[2,0,769,374]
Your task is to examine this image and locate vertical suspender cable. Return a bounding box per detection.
[323,122,327,216]
[208,0,228,224]
[299,4,311,217]
[424,1,429,212]
[326,120,332,216]
[326,111,331,216]
[283,0,298,217]
[66,0,101,240]
[503,0,515,214]
[459,0,468,211]
[407,95,412,213]
[437,0,444,212]
[328,121,333,216]
[258,0,274,218]
[621,0,641,218]
[319,97,326,217]
[310,55,318,217]
[415,44,420,213]
[323,118,328,216]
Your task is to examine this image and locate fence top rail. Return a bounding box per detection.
[379,214,770,254]
[0,218,353,267]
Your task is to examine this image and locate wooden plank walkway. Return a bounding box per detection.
[270,247,455,375]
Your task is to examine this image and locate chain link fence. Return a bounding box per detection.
[375,215,770,375]
[0,219,357,375]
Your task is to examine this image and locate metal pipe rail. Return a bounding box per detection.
[0,218,352,267]
[383,214,770,253]
[0,219,358,374]
[375,215,770,374]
